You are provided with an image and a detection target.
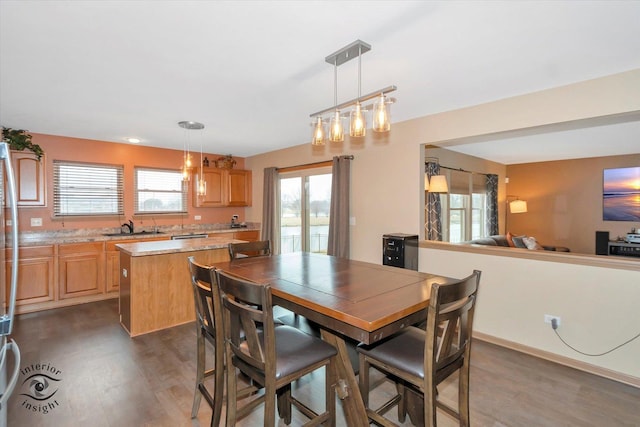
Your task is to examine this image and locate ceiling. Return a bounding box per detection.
[1,1,639,163]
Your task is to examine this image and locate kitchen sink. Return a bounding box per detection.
[102,230,165,237]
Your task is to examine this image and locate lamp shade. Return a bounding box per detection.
[427,175,449,193]
[509,199,528,213]
[311,117,325,145]
[372,94,390,132]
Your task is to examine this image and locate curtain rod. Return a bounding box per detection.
[277,155,354,171]
[425,161,490,177]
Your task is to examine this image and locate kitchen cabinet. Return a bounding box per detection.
[58,242,105,299]
[105,237,168,293]
[8,151,46,206]
[193,167,252,208]
[5,245,55,306]
[208,229,260,242]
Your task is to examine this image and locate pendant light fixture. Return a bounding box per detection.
[309,40,396,144]
[178,121,204,185]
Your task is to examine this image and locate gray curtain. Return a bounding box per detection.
[486,174,499,236]
[327,156,351,258]
[425,162,443,241]
[261,167,279,254]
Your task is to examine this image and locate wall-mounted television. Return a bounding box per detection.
[603,166,640,221]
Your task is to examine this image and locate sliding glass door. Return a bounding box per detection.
[279,168,331,254]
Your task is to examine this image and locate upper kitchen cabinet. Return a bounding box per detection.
[193,167,252,208]
[9,150,46,206]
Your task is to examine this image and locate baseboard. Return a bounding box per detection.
[473,331,640,389]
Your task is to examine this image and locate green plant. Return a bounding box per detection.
[1,127,44,160]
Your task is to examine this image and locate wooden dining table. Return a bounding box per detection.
[212,252,457,426]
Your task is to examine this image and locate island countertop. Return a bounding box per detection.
[116,236,245,257]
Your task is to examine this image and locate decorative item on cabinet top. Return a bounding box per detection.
[215,155,236,169]
[2,127,45,160]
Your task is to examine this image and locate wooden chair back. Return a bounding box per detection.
[187,256,222,341]
[216,269,275,376]
[228,240,271,260]
[425,269,481,424]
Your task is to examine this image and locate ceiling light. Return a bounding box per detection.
[310,40,396,144]
[126,137,140,143]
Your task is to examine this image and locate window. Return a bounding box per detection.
[53,160,124,216]
[279,167,332,254]
[134,167,187,214]
[443,170,487,243]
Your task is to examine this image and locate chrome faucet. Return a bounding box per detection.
[122,220,134,234]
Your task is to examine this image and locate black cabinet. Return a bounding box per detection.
[382,234,418,270]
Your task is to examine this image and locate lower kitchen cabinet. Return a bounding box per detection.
[58,242,105,299]
[208,229,260,242]
[105,237,168,293]
[5,245,55,306]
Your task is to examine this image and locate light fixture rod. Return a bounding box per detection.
[325,40,371,66]
[310,85,397,118]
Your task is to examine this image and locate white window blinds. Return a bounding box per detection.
[53,160,124,216]
[134,167,187,214]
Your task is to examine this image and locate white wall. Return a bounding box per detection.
[420,245,640,383]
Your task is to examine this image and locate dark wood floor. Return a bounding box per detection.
[7,299,640,426]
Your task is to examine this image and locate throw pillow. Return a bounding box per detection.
[511,235,528,249]
[523,236,544,250]
[506,232,516,247]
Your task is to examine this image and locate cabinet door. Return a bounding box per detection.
[227,169,252,207]
[10,151,46,206]
[5,246,55,305]
[193,168,225,207]
[59,243,105,299]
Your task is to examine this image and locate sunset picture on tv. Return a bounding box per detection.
[603,166,640,221]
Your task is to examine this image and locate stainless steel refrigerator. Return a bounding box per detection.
[0,142,21,426]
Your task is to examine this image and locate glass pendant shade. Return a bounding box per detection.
[311,117,326,145]
[372,94,391,132]
[350,101,366,137]
[182,164,190,181]
[197,175,207,196]
[329,110,344,142]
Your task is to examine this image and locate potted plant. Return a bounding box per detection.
[2,127,44,160]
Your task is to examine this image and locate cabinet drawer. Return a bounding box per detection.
[7,245,55,259]
[59,242,104,255]
[235,230,260,241]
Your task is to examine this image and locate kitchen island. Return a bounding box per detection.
[116,236,243,337]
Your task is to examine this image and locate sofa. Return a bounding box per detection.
[465,234,570,252]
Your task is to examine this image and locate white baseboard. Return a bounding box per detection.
[473,331,640,389]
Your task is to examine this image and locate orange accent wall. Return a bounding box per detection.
[11,133,248,233]
[506,154,640,254]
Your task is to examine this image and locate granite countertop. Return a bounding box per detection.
[116,236,246,257]
[16,223,260,246]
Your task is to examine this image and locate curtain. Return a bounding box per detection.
[327,156,351,258]
[425,162,443,241]
[485,174,499,236]
[261,167,279,254]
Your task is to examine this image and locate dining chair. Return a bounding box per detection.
[216,268,338,427]
[187,256,225,425]
[187,257,261,426]
[228,240,271,260]
[357,270,481,427]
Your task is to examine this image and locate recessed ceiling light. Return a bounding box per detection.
[126,137,141,143]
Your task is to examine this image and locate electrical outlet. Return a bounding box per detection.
[544,314,561,327]
[194,215,202,220]
[31,217,43,227]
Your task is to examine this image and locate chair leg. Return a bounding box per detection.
[277,385,292,424]
[459,362,471,427]
[397,383,407,423]
[211,342,225,427]
[225,363,238,427]
[191,331,205,418]
[264,384,276,427]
